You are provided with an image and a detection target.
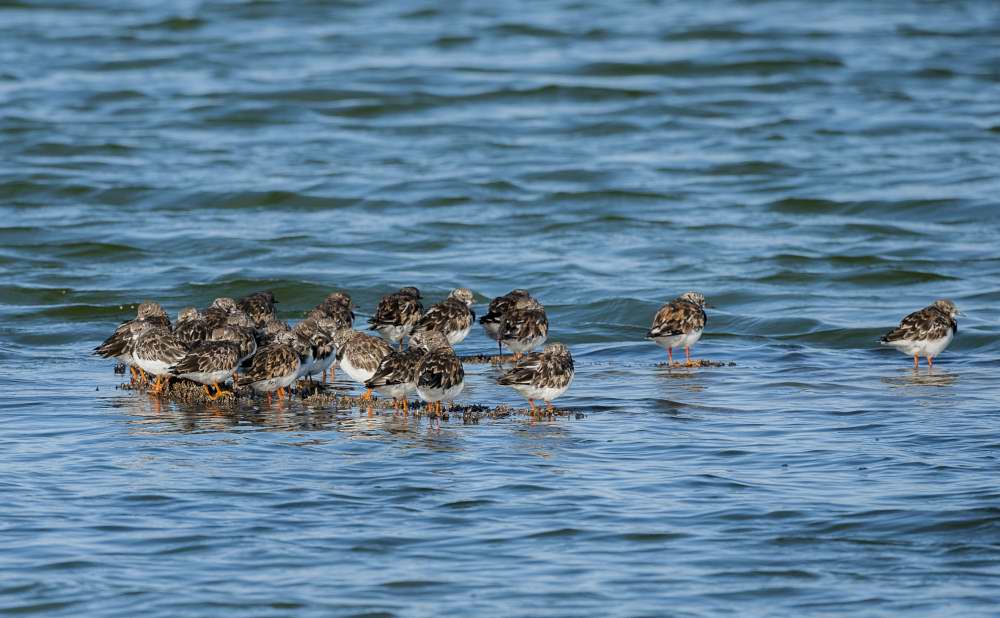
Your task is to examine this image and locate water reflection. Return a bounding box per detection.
[104,391,532,446]
[881,369,958,389]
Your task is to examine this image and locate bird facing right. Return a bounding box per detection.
[647,291,710,366]
[880,299,961,368]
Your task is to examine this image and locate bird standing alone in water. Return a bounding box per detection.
[880,299,961,368]
[647,291,710,366]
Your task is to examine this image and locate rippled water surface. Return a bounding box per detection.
[3,0,1000,615]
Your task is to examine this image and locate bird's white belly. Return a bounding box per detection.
[373,383,409,399]
[512,383,570,403]
[376,324,409,344]
[890,330,954,358]
[503,334,547,355]
[178,369,232,385]
[417,381,464,403]
[342,356,375,384]
[308,354,336,376]
[652,328,702,351]
[482,322,500,341]
[446,324,472,346]
[132,355,172,377]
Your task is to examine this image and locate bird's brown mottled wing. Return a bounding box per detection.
[366,349,423,387]
[171,341,240,374]
[239,344,298,384]
[416,300,473,335]
[647,301,706,338]
[534,351,574,390]
[881,307,954,342]
[135,329,188,364]
[347,333,393,373]
[497,351,545,386]
[479,294,519,326]
[499,308,548,341]
[94,320,135,357]
[370,294,424,328]
[417,349,464,390]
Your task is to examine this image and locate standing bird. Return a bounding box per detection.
[364,347,424,413]
[130,324,188,395]
[498,342,575,414]
[237,331,301,402]
[173,307,210,349]
[880,299,961,368]
[647,291,709,366]
[411,288,476,346]
[368,286,424,349]
[480,289,531,353]
[411,330,465,416]
[169,340,242,399]
[93,301,171,383]
[498,297,548,360]
[237,290,278,328]
[333,328,394,401]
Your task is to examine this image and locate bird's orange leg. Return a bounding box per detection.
[668,348,673,365]
[403,399,409,415]
[361,388,373,402]
[213,382,230,399]
[202,384,213,399]
[913,354,919,369]
[129,366,138,384]
[685,347,693,367]
[926,355,934,368]
[528,399,536,414]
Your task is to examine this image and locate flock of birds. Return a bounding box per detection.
[94,287,963,413]
[94,288,573,413]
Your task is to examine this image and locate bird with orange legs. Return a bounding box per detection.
[647,291,711,367]
[880,299,961,369]
[498,342,574,415]
[237,331,300,403]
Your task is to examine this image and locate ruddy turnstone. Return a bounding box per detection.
[237,290,278,328]
[368,286,423,349]
[237,331,301,401]
[411,288,476,346]
[411,330,464,415]
[202,297,244,330]
[647,291,710,366]
[480,289,531,353]
[130,324,188,395]
[93,301,171,382]
[316,292,355,326]
[497,342,574,413]
[333,328,394,401]
[169,340,242,399]
[364,347,424,412]
[498,297,548,359]
[880,299,961,368]
[173,307,210,348]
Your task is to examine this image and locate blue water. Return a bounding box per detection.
[2,0,1000,615]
